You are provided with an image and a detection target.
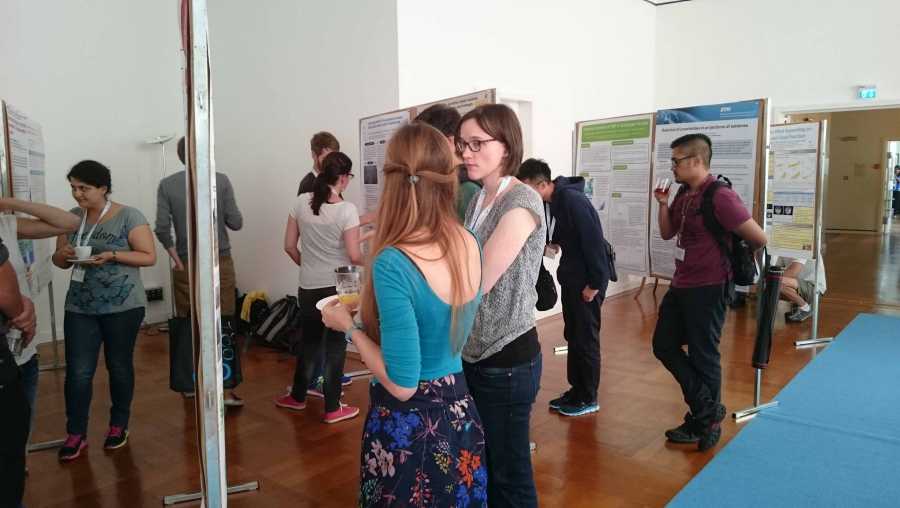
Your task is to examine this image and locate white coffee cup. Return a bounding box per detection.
[74,246,93,260]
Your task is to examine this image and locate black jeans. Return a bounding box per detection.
[464,350,542,508]
[561,284,602,403]
[0,347,29,507]
[64,307,145,435]
[291,287,347,412]
[652,284,728,423]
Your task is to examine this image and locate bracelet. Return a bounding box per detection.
[344,322,364,341]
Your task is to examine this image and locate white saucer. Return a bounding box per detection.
[315,295,339,311]
[67,258,96,264]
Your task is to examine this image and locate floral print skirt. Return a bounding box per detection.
[359,373,487,507]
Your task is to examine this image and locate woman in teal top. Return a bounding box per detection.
[51,160,157,461]
[323,123,487,507]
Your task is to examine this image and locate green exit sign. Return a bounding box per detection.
[857,85,877,100]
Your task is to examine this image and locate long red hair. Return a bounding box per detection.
[360,122,476,352]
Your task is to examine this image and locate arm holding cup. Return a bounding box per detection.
[654,178,676,240]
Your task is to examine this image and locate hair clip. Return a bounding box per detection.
[408,175,420,184]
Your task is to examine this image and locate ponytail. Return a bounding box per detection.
[309,151,352,215]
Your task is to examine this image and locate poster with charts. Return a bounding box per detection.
[3,102,51,292]
[766,122,821,260]
[649,99,764,279]
[360,109,412,214]
[574,114,653,276]
[359,89,496,214]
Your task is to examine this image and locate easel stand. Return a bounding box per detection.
[38,281,63,372]
[163,482,260,506]
[794,289,832,349]
[633,276,662,300]
[30,281,66,453]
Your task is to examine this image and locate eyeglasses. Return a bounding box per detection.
[670,155,695,168]
[455,138,499,153]
[347,173,355,179]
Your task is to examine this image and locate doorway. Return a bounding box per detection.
[785,108,900,308]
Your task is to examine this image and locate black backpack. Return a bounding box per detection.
[253,295,301,352]
[699,175,757,286]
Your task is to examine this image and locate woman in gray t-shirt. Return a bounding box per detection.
[51,160,156,461]
[457,104,545,507]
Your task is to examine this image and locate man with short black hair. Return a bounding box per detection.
[652,133,767,451]
[520,158,610,417]
[299,131,341,196]
[415,104,481,220]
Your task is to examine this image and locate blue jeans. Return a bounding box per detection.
[64,308,145,435]
[20,355,39,436]
[464,353,542,508]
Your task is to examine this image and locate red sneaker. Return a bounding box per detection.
[274,393,306,411]
[323,404,359,424]
[58,434,88,462]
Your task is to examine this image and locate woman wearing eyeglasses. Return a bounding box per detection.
[276,151,363,424]
[51,160,157,461]
[456,104,545,507]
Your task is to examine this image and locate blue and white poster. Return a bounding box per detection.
[650,99,764,278]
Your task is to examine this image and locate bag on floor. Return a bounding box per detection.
[168,316,195,393]
[254,295,300,351]
[168,316,243,391]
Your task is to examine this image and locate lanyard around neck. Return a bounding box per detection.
[544,203,556,242]
[469,176,512,231]
[76,200,112,247]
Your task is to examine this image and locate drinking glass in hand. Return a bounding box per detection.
[335,266,362,310]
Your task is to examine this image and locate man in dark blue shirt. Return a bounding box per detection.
[521,159,610,417]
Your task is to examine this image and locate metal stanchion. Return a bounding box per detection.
[734,262,782,422]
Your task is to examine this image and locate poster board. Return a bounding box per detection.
[766,122,822,260]
[573,114,654,276]
[359,89,496,214]
[1,101,52,292]
[649,99,768,279]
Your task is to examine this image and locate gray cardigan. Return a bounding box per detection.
[462,183,546,363]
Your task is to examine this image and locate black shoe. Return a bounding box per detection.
[103,426,129,450]
[665,413,700,443]
[697,403,726,452]
[558,400,600,417]
[549,390,574,411]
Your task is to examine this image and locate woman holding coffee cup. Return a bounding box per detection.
[51,160,156,461]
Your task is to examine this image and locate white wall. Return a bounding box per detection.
[655,0,900,115]
[1,0,184,339]
[1,0,400,340]
[396,0,658,306]
[208,0,399,301]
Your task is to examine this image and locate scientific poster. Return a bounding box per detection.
[650,99,763,279]
[767,122,820,259]
[359,89,496,214]
[574,115,653,275]
[3,103,51,291]
[359,109,412,214]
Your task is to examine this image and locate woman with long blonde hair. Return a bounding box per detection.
[323,122,487,506]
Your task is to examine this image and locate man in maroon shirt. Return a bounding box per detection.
[652,133,767,451]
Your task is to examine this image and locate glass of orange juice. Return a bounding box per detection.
[335,265,363,310]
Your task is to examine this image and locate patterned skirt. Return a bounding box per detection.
[359,373,487,508]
